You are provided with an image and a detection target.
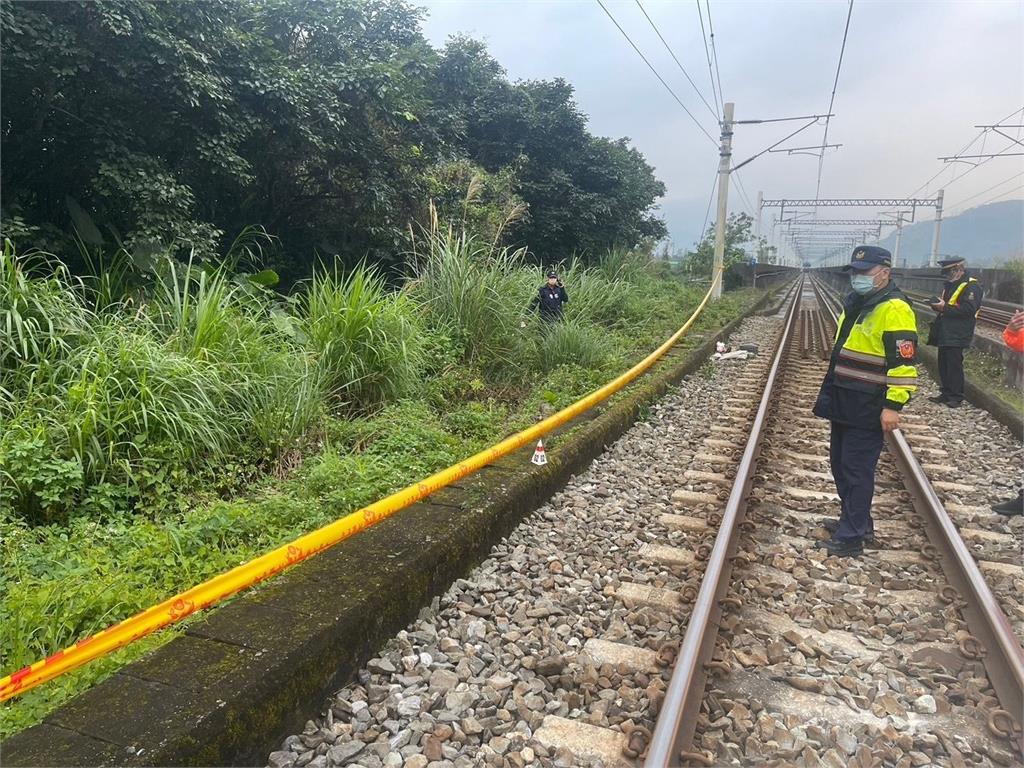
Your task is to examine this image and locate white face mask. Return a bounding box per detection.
[850,273,876,295]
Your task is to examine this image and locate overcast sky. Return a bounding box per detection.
[417,0,1024,260]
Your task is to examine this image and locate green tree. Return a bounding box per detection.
[432,39,666,261]
[681,212,756,289]
[2,2,668,277]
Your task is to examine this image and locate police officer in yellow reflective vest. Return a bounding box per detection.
[813,246,918,557]
[927,257,983,408]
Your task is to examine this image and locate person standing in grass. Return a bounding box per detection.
[534,270,569,323]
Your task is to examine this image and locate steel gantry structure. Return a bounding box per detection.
[759,194,946,267]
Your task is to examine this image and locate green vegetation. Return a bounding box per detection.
[1,1,666,280]
[0,0,761,738]
[677,212,772,289]
[1,229,758,736]
[964,348,1024,415]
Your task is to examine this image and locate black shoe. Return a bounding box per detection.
[992,493,1024,516]
[928,395,948,404]
[814,537,863,558]
[944,400,962,409]
[821,519,875,545]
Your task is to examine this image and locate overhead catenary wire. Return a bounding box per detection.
[946,170,1024,215]
[968,182,1024,209]
[635,0,719,122]
[907,105,1024,197]
[814,0,854,201]
[731,117,823,172]
[595,0,718,145]
[699,166,719,241]
[705,0,726,116]
[944,139,1024,189]
[733,170,755,216]
[695,0,721,117]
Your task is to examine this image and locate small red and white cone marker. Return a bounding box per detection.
[531,439,547,466]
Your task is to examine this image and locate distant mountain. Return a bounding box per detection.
[877,199,1023,267]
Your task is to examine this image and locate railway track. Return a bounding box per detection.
[645,277,1024,767]
[265,280,1022,768]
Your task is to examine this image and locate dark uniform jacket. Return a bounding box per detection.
[535,284,569,320]
[927,276,983,348]
[813,282,917,430]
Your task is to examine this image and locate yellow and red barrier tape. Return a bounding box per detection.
[1,271,722,702]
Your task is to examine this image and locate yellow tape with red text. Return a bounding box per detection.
[0,271,723,702]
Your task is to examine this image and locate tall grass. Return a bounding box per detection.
[0,241,91,379]
[1,232,688,525]
[531,321,612,372]
[0,245,325,523]
[407,226,534,375]
[299,264,422,410]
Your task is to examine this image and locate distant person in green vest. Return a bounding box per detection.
[926,257,984,408]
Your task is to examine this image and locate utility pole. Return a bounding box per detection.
[929,189,944,267]
[712,102,734,299]
[893,215,904,270]
[755,190,763,263]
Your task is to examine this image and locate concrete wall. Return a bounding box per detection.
[893,266,1022,304]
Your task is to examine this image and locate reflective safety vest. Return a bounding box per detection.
[833,291,919,408]
[948,277,981,318]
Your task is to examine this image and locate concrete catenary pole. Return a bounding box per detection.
[755,190,763,263]
[712,102,735,299]
[929,189,944,267]
[893,215,904,270]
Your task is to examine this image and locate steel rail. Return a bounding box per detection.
[815,278,1024,751]
[645,278,803,766]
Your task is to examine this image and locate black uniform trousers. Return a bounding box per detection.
[829,422,884,543]
[937,346,965,404]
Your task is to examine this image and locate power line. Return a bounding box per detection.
[814,0,854,200]
[732,117,824,172]
[944,139,1024,188]
[907,105,1024,197]
[946,170,1024,214]
[733,170,755,215]
[695,0,721,116]
[595,0,718,145]
[634,0,719,122]
[701,167,719,239]
[969,182,1024,210]
[705,1,726,113]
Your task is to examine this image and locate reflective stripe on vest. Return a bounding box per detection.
[834,365,916,386]
[838,347,884,366]
[948,278,980,318]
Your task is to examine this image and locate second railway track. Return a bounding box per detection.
[647,278,1023,767]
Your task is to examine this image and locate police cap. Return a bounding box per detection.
[843,245,892,271]
[547,271,558,278]
[938,257,965,271]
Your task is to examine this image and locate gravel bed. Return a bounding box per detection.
[264,314,782,768]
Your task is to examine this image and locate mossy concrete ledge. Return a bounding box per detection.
[1,291,775,767]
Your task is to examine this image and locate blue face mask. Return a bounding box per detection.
[850,273,876,295]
